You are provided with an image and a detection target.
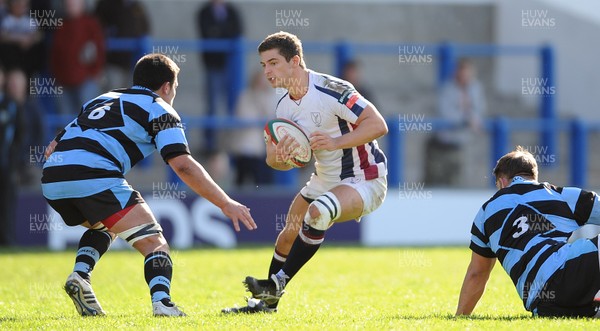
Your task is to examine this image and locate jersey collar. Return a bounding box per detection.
[131,85,155,93]
[509,176,538,187]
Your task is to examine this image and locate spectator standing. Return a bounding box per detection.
[95,0,150,89]
[341,59,374,104]
[0,0,43,76]
[6,68,41,184]
[0,65,21,246]
[196,0,243,151]
[50,0,105,115]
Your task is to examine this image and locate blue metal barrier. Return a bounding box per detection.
[43,37,600,188]
[437,42,557,160]
[45,112,599,188]
[570,119,586,187]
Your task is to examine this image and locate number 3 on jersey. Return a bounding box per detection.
[512,216,529,238]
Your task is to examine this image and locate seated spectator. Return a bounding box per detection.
[196,0,243,152]
[95,0,150,89]
[425,58,486,186]
[228,70,275,187]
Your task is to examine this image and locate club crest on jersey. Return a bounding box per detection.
[311,112,322,127]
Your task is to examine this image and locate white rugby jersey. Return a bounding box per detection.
[275,70,387,182]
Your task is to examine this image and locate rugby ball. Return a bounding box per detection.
[264,118,312,168]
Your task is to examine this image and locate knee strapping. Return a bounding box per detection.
[305,192,340,231]
[117,223,163,246]
[91,222,113,241]
[92,223,109,232]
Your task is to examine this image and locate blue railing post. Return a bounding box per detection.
[387,117,401,186]
[227,37,245,117]
[569,119,587,187]
[491,117,509,186]
[540,45,556,163]
[334,41,352,78]
[438,42,455,86]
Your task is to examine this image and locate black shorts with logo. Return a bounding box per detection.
[46,187,144,227]
[533,237,600,318]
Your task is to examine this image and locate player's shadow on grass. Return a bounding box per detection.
[389,313,532,321]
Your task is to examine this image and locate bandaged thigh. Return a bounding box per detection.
[304,192,341,231]
[116,222,163,246]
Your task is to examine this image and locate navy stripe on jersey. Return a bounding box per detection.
[523,243,564,307]
[122,101,150,133]
[275,93,288,109]
[103,129,145,167]
[496,248,509,264]
[469,177,600,310]
[508,239,555,284]
[369,142,386,165]
[547,183,563,194]
[42,165,123,183]
[54,137,123,172]
[81,98,109,115]
[337,117,354,180]
[344,91,365,116]
[314,83,341,99]
[43,87,190,198]
[469,241,496,258]
[160,143,190,162]
[528,200,575,221]
[111,87,155,96]
[482,184,542,210]
[314,85,364,116]
[470,222,487,245]
[483,209,510,240]
[574,190,597,225]
[149,113,184,138]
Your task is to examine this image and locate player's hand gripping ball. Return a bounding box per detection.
[264,118,313,168]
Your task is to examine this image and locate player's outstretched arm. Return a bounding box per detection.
[168,154,257,232]
[455,252,496,316]
[310,103,388,151]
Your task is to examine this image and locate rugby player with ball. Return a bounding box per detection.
[223,31,388,313]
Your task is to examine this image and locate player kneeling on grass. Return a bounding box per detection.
[42,54,257,317]
[456,146,600,318]
[222,31,388,314]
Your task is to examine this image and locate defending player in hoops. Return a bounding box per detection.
[42,54,256,317]
[223,31,388,313]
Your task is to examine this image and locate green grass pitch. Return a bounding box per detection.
[0,246,597,330]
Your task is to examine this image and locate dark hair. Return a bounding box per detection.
[493,146,538,180]
[258,31,305,68]
[133,54,180,91]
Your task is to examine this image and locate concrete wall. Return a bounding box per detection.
[125,1,600,189]
[140,0,494,119]
[495,0,600,119]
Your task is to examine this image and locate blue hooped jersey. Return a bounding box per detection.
[42,86,190,199]
[470,177,600,310]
